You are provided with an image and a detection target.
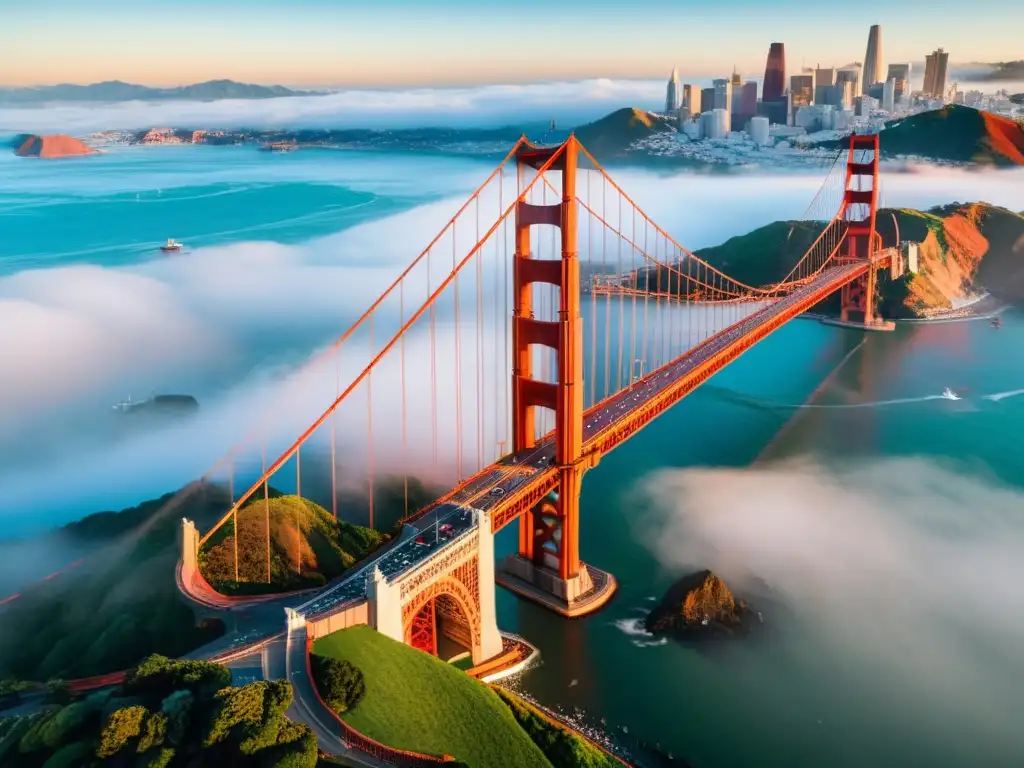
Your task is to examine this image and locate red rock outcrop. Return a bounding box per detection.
[15,134,95,158]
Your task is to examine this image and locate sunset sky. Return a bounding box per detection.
[2,0,1021,88]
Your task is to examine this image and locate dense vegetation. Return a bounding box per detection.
[0,485,229,682]
[308,656,364,714]
[493,688,621,768]
[0,655,316,767]
[199,494,386,594]
[312,626,551,767]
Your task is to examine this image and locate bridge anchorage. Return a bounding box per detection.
[176,130,894,665]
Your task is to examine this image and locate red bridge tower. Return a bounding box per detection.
[497,136,617,617]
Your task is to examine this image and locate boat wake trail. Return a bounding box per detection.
[794,394,948,409]
[983,388,1024,402]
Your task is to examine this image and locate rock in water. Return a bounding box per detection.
[645,569,752,639]
[14,134,95,158]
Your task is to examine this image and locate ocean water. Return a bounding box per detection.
[3,142,1024,767]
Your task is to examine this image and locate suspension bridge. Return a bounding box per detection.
[169,131,895,676]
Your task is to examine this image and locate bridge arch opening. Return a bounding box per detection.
[403,579,479,664]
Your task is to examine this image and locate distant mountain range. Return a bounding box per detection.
[982,61,1024,82]
[0,79,322,104]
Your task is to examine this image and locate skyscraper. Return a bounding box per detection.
[836,68,861,106]
[730,67,743,87]
[886,63,911,100]
[923,49,949,99]
[665,65,681,114]
[712,79,733,132]
[734,81,758,130]
[814,67,836,105]
[712,78,733,113]
[862,24,883,94]
[701,87,716,115]
[679,84,702,122]
[882,79,896,112]
[790,72,814,123]
[762,42,786,103]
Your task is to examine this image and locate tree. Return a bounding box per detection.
[96,705,147,758]
[310,655,365,713]
[121,655,231,702]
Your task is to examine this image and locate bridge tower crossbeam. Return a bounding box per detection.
[838,133,893,330]
[498,136,617,617]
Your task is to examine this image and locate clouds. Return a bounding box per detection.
[636,458,1024,748]
[0,78,668,135]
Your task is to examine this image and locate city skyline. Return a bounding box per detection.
[1,0,1021,88]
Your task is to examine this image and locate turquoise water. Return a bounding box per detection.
[3,143,1024,766]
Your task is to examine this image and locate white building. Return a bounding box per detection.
[700,109,730,140]
[795,104,836,132]
[882,78,896,112]
[748,116,770,146]
[681,120,703,140]
[665,66,681,114]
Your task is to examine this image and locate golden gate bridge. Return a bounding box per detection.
[2,131,904,765]
[174,131,894,616]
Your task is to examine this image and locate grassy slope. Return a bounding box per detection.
[199,494,386,594]
[575,107,675,159]
[878,105,1024,166]
[0,486,228,681]
[313,626,551,768]
[494,688,621,768]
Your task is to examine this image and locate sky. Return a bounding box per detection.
[1,0,1021,89]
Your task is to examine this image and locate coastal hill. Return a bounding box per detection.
[14,133,94,158]
[199,493,387,594]
[875,105,1024,166]
[983,60,1024,81]
[0,78,321,103]
[573,107,675,159]
[634,202,1024,318]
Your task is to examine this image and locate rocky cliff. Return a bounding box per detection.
[14,133,95,158]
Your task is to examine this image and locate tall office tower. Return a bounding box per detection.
[730,67,743,87]
[923,48,949,98]
[701,87,716,114]
[712,78,733,114]
[733,81,758,130]
[862,24,883,94]
[886,63,911,99]
[665,65,681,114]
[882,79,896,112]
[789,73,814,122]
[679,84,702,122]
[683,85,702,115]
[763,43,786,103]
[836,68,860,105]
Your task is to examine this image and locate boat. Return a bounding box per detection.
[160,238,183,253]
[991,316,1002,328]
[113,394,199,416]
[941,387,961,401]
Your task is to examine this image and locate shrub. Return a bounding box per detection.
[38,699,100,750]
[310,654,365,714]
[44,680,71,705]
[202,682,266,747]
[96,705,147,758]
[136,711,168,753]
[121,655,231,702]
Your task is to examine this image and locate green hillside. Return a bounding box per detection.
[0,486,229,681]
[575,107,675,159]
[876,105,1024,166]
[313,626,551,768]
[199,494,387,595]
